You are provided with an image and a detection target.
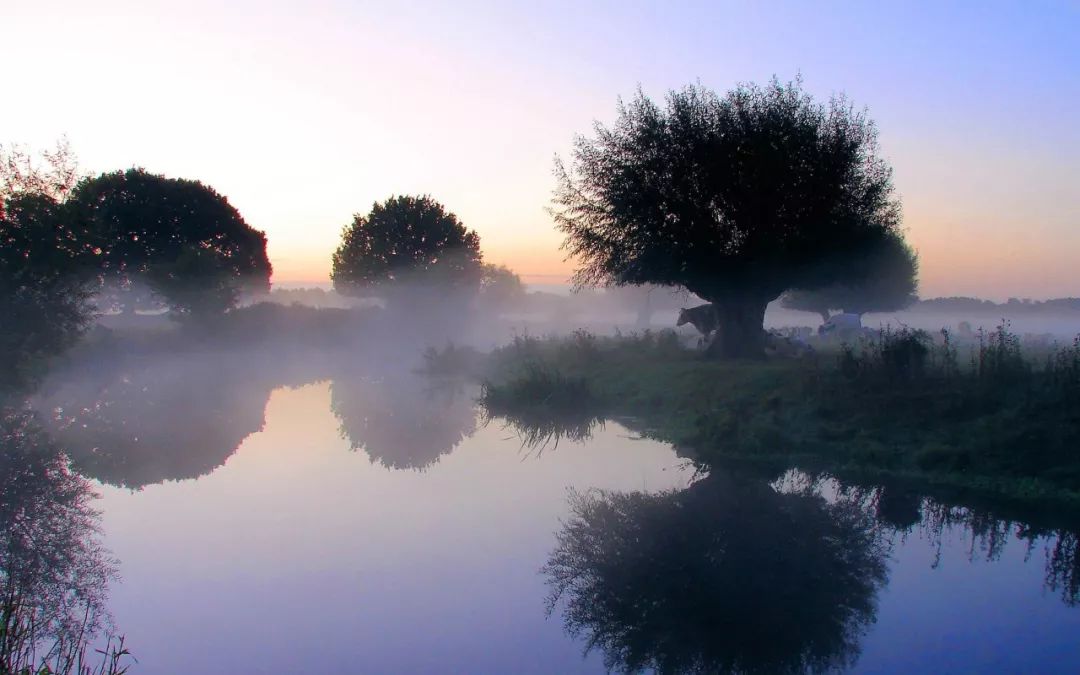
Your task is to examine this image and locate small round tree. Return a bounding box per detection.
[553,78,902,358]
[781,231,919,321]
[68,168,272,317]
[331,195,483,304]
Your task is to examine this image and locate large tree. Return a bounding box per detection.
[553,78,902,357]
[781,231,918,321]
[68,168,272,317]
[0,193,95,396]
[0,141,95,396]
[331,195,483,304]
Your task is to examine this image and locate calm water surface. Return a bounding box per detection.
[23,369,1080,674]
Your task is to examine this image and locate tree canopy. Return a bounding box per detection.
[68,168,272,317]
[553,78,903,357]
[0,194,95,396]
[331,195,483,300]
[781,231,919,320]
[0,138,82,205]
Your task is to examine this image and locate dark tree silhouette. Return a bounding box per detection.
[331,195,483,304]
[544,474,889,674]
[36,356,275,488]
[553,78,902,357]
[330,370,477,471]
[68,168,271,318]
[0,408,124,672]
[0,193,95,396]
[781,231,918,321]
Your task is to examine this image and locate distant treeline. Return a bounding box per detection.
[914,297,1080,314]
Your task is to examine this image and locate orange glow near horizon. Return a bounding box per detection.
[5,2,1077,301]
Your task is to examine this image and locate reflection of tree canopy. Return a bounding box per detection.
[35,357,275,488]
[330,372,477,471]
[544,475,889,674]
[0,409,120,671]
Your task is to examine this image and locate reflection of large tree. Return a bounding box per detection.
[36,357,275,488]
[0,409,125,672]
[330,372,476,471]
[544,475,889,674]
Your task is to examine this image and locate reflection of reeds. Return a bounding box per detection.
[479,365,605,453]
[1,410,136,674]
[0,594,133,675]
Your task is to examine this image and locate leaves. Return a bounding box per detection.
[553,78,903,302]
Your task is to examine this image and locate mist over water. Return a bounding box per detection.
[6,295,1078,673]
[4,53,1079,670]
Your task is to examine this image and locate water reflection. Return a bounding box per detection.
[0,408,124,672]
[544,473,889,674]
[36,358,277,488]
[478,387,606,453]
[482,407,605,454]
[330,371,477,471]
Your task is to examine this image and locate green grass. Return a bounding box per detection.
[465,327,1080,505]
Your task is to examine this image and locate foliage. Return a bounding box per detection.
[553,77,902,357]
[0,409,132,674]
[479,364,602,450]
[473,327,1080,501]
[916,296,1080,315]
[544,477,888,674]
[974,322,1028,384]
[782,231,918,318]
[331,195,483,302]
[837,325,933,382]
[68,168,271,317]
[0,193,96,397]
[0,138,83,205]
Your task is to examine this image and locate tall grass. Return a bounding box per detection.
[479,364,604,451]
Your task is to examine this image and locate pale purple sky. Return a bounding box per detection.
[5,0,1078,298]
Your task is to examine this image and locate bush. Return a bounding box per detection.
[974,321,1028,384]
[838,326,932,383]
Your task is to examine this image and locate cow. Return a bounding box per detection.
[677,303,719,347]
[765,329,815,359]
[818,313,864,341]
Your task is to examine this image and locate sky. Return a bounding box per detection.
[4,0,1078,299]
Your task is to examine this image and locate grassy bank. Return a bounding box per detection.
[442,327,1080,505]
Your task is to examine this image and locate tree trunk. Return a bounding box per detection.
[704,296,769,359]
